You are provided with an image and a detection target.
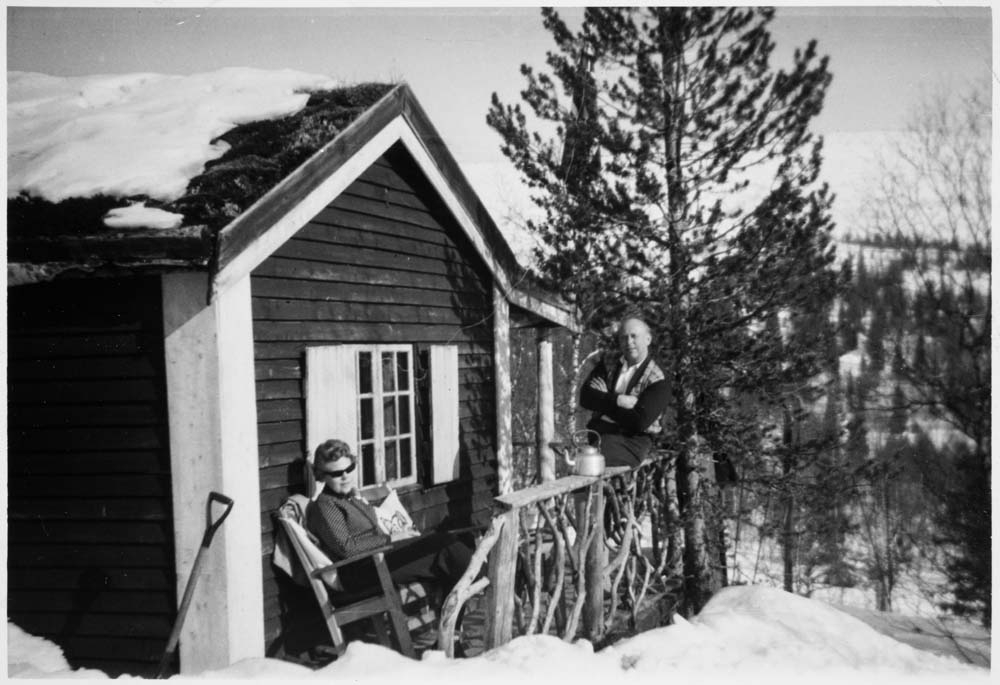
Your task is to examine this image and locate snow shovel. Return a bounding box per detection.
[156,491,234,678]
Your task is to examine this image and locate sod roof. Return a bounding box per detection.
[8,82,395,272]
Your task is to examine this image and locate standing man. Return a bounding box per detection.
[579,316,671,467]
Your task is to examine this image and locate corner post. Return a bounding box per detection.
[494,287,513,495]
[162,273,264,673]
[537,328,556,483]
[484,508,520,649]
[583,481,606,643]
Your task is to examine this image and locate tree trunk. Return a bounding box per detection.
[567,331,584,439]
[781,404,796,593]
[663,456,684,579]
[677,439,716,616]
[782,487,795,593]
[707,481,729,588]
[654,7,715,617]
[881,474,893,612]
[537,328,556,483]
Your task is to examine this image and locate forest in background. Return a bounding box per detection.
[509,234,990,626]
[496,7,989,629]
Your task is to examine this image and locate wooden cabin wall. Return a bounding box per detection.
[7,276,176,677]
[251,144,498,654]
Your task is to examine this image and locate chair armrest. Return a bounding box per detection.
[310,530,436,576]
[441,524,488,535]
[312,544,396,575]
[311,525,484,579]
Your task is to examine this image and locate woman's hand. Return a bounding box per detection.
[390,529,420,542]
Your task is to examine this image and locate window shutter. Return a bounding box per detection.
[305,346,359,495]
[430,344,460,484]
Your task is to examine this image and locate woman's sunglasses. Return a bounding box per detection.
[319,463,356,479]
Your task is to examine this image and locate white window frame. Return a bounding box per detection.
[355,344,418,489]
[307,342,460,493]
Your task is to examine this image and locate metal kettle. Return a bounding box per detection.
[563,430,606,476]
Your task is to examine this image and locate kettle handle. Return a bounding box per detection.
[572,429,601,449]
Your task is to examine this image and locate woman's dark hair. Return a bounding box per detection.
[313,438,355,469]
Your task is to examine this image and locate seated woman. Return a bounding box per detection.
[305,438,475,602]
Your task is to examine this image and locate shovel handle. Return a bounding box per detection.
[202,492,234,547]
[157,492,234,677]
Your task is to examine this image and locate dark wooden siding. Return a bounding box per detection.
[252,143,498,655]
[7,276,176,677]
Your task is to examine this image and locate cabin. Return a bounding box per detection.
[7,78,577,676]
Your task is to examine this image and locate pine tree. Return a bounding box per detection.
[911,334,927,370]
[891,339,906,377]
[838,301,858,352]
[855,251,870,296]
[865,301,887,374]
[889,383,908,436]
[489,7,837,614]
[806,373,857,589]
[845,374,869,469]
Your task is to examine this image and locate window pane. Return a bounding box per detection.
[359,352,372,394]
[397,352,410,391]
[385,440,397,480]
[360,398,374,439]
[400,438,412,478]
[399,395,411,433]
[361,443,376,486]
[382,352,395,392]
[383,397,396,436]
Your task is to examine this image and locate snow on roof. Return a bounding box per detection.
[7,68,393,233]
[9,68,335,204]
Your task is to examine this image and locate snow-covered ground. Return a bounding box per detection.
[8,585,986,682]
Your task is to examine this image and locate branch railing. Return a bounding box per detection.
[438,453,681,656]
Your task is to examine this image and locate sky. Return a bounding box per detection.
[8,584,988,680]
[4,4,995,242]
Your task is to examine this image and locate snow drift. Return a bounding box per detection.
[8,586,985,682]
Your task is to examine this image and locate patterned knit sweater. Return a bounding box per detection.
[580,352,670,436]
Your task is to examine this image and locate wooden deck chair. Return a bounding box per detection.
[274,494,416,658]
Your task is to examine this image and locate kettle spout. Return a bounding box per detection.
[549,441,575,467]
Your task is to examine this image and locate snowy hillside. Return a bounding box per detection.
[728,237,990,628]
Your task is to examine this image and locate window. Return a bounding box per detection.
[306,343,457,490]
[356,346,415,487]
